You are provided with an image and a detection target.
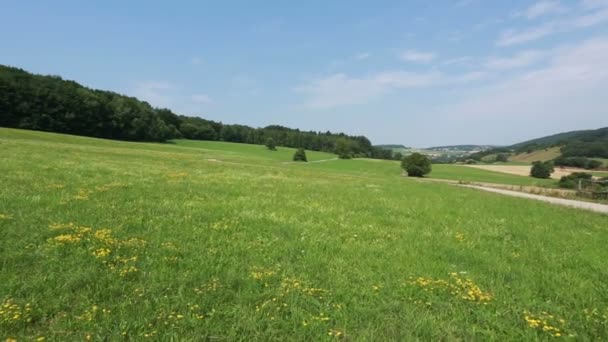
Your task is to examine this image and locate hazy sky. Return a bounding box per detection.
[2,0,608,147]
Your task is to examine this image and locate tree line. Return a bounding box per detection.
[0,65,381,158]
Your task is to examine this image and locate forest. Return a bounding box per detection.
[0,65,377,157]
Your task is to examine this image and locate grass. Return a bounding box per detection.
[1,128,608,340]
[590,171,608,178]
[509,147,561,163]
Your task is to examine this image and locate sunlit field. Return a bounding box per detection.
[1,128,608,340]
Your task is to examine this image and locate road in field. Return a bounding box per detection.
[462,185,608,214]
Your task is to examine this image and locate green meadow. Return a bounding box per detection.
[1,128,608,340]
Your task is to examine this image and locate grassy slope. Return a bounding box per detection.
[173,139,336,163]
[1,128,608,340]
[509,147,561,163]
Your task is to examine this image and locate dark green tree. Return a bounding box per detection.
[530,161,554,179]
[265,137,277,151]
[496,153,509,162]
[401,153,432,177]
[335,138,352,159]
[293,148,307,162]
[558,172,592,189]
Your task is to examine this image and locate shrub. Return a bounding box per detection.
[265,138,277,151]
[530,161,554,179]
[587,160,603,169]
[293,148,307,162]
[554,156,603,169]
[558,172,593,189]
[401,153,432,177]
[495,153,509,162]
[334,138,353,159]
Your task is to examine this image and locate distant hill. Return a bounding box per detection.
[426,145,497,152]
[510,129,597,149]
[375,144,409,150]
[509,127,608,158]
[467,127,608,164]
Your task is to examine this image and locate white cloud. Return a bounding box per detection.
[439,37,608,141]
[355,52,371,60]
[497,24,556,46]
[297,71,441,109]
[296,68,495,109]
[441,56,474,66]
[484,50,546,70]
[497,5,608,46]
[582,0,608,9]
[400,50,436,63]
[519,1,566,19]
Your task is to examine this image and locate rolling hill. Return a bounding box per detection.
[510,127,608,158]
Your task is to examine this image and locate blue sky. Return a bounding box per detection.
[2,0,608,146]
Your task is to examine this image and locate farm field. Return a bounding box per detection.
[509,147,562,163]
[464,164,582,180]
[429,164,556,186]
[1,128,608,340]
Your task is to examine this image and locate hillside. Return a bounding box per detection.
[2,128,608,339]
[426,145,497,152]
[510,127,608,158]
[510,129,592,149]
[375,144,409,150]
[467,127,608,164]
[0,65,373,156]
[509,146,562,163]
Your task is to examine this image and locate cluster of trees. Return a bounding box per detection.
[495,153,509,162]
[561,141,608,159]
[467,148,511,162]
[553,156,602,170]
[370,147,407,160]
[0,65,376,157]
[530,161,554,179]
[558,172,592,189]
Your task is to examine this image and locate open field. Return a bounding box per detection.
[464,164,594,180]
[509,147,561,163]
[429,165,556,186]
[1,128,608,340]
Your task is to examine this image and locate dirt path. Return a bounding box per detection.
[461,185,608,214]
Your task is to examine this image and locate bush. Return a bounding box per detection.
[293,148,307,162]
[587,160,603,169]
[530,161,554,179]
[401,153,432,177]
[558,172,593,189]
[495,153,509,162]
[265,138,277,151]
